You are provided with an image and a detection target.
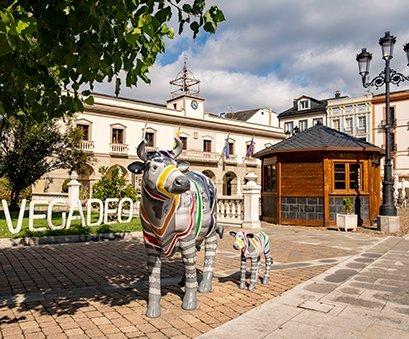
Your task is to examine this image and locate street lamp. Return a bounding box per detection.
[356,31,409,217]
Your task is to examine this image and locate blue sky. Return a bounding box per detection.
[95,0,409,113]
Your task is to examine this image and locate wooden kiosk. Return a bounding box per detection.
[254,123,383,227]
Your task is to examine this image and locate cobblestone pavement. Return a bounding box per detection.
[202,236,409,339]
[0,226,384,338]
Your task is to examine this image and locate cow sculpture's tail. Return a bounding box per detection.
[216,224,224,239]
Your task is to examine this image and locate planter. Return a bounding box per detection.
[336,213,358,232]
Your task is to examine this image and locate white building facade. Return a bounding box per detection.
[33,93,285,198]
[327,94,373,142]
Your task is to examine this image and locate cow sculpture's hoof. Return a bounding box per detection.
[262,277,269,285]
[248,284,255,292]
[146,303,161,318]
[239,282,246,289]
[198,273,213,293]
[182,289,198,310]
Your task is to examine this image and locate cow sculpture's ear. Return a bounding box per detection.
[246,233,255,239]
[229,231,237,237]
[127,161,145,174]
[178,161,190,173]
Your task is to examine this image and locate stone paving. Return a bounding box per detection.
[0,226,384,338]
[201,235,409,339]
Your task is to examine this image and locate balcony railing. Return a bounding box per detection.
[217,196,244,226]
[79,140,94,151]
[243,157,258,166]
[110,143,129,155]
[179,150,220,163]
[224,154,238,164]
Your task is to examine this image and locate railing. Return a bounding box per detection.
[110,143,129,155]
[179,150,220,163]
[80,140,95,151]
[243,157,258,166]
[224,155,238,164]
[217,195,244,226]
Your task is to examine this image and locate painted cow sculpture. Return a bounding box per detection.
[229,230,272,291]
[128,138,223,318]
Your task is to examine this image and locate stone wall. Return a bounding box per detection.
[281,197,324,220]
[329,196,369,222]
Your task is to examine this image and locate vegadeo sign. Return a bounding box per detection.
[1,198,135,234]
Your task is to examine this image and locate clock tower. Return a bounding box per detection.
[167,56,205,119]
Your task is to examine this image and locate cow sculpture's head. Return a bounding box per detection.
[128,138,191,196]
[229,231,254,251]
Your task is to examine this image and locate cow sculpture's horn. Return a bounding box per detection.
[173,137,183,159]
[137,140,148,162]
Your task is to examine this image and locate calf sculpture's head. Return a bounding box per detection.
[128,138,191,196]
[229,231,254,251]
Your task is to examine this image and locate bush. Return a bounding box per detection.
[92,166,139,202]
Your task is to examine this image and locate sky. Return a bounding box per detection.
[95,0,409,114]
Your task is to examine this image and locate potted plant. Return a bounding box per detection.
[336,197,358,232]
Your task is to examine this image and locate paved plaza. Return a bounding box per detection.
[0,225,403,338]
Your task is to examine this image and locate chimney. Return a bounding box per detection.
[335,90,341,99]
[293,99,297,108]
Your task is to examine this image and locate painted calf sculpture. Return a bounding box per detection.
[230,231,272,291]
[128,138,223,318]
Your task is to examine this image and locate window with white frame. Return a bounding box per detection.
[345,118,353,131]
[357,104,366,112]
[313,117,323,125]
[332,107,340,115]
[298,99,310,110]
[333,119,340,130]
[345,105,353,113]
[299,119,308,131]
[284,121,294,133]
[357,116,366,130]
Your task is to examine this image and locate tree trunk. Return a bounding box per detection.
[10,189,21,211]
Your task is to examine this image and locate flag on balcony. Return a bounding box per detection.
[246,137,255,158]
[223,132,231,159]
[173,124,181,149]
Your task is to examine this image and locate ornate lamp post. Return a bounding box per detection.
[356,32,409,217]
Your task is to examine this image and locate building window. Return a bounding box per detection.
[345,105,353,113]
[345,118,353,131]
[284,121,294,133]
[203,139,212,152]
[145,132,155,147]
[357,104,366,112]
[298,99,310,110]
[333,119,340,130]
[299,119,308,131]
[357,116,366,130]
[112,128,124,144]
[77,124,90,141]
[332,107,340,115]
[263,164,276,192]
[333,162,362,191]
[180,136,187,150]
[313,118,323,125]
[228,142,234,155]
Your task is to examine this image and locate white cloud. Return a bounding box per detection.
[94,0,409,113]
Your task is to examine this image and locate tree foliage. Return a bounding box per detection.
[92,166,139,202]
[0,1,225,122]
[0,118,91,208]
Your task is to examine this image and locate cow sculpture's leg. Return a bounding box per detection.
[263,253,272,285]
[198,232,218,293]
[239,255,247,289]
[180,237,198,310]
[146,246,162,318]
[249,256,258,291]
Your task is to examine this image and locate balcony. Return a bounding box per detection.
[224,154,238,165]
[110,143,129,156]
[243,157,258,167]
[79,140,94,152]
[179,150,220,163]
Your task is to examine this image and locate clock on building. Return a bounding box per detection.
[191,100,198,110]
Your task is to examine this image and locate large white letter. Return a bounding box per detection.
[86,199,103,227]
[47,200,67,230]
[66,200,86,229]
[29,201,48,232]
[118,198,133,223]
[1,199,26,234]
[104,198,119,225]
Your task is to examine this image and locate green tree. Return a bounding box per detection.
[92,166,139,202]
[0,118,91,209]
[0,1,225,123]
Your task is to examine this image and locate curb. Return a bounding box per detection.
[0,231,143,249]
